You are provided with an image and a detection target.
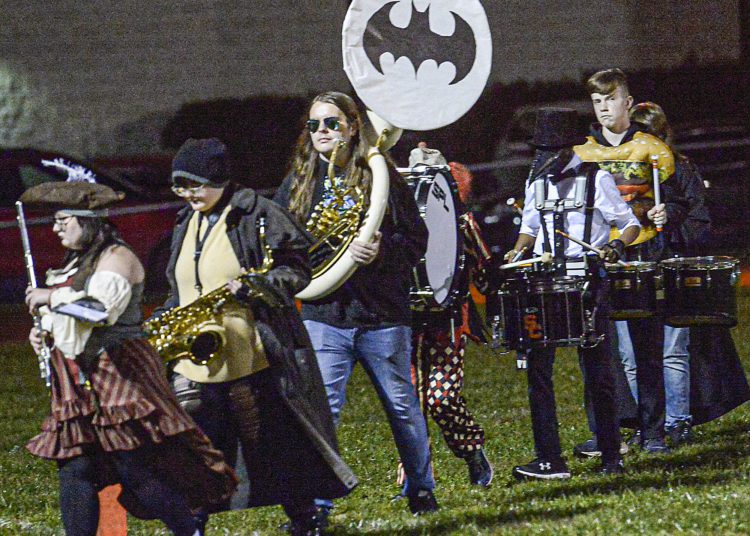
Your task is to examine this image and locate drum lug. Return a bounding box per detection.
[580,309,603,349]
[731,268,741,286]
[490,314,510,354]
[654,272,663,290]
[516,350,528,370]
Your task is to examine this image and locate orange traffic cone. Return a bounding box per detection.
[96,485,127,536]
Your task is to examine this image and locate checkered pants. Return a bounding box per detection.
[413,328,485,458]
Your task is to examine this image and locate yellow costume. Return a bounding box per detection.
[575,130,675,245]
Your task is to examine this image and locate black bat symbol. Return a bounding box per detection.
[363,1,476,85]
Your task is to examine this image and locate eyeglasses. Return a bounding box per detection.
[171,179,205,197]
[306,117,343,133]
[53,215,74,228]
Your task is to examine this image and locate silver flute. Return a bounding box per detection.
[15,201,52,388]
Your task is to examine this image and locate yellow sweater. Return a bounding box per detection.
[174,206,269,383]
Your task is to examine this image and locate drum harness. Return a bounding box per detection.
[534,162,603,349]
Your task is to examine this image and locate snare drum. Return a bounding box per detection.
[661,256,740,327]
[407,168,465,310]
[606,262,658,319]
[494,271,593,351]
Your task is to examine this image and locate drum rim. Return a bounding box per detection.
[410,169,466,310]
[605,261,657,271]
[661,255,739,269]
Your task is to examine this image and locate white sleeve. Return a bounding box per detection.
[518,180,540,237]
[49,287,87,309]
[40,271,133,359]
[86,271,133,326]
[595,171,641,233]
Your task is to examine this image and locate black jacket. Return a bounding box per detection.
[275,159,428,328]
[664,156,711,257]
[158,184,357,504]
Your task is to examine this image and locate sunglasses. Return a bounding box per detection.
[306,117,343,133]
[171,178,205,197]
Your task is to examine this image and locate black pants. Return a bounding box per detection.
[192,368,317,522]
[58,448,197,536]
[583,317,667,441]
[526,275,621,464]
[625,316,666,439]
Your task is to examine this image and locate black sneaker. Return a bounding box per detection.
[407,489,439,516]
[193,510,208,536]
[667,421,693,447]
[642,437,670,454]
[466,449,494,487]
[598,458,625,475]
[573,437,628,458]
[512,458,571,481]
[287,506,330,536]
[573,437,601,458]
[626,429,642,447]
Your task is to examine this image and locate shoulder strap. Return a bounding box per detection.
[582,163,599,245]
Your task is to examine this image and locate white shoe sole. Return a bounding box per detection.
[513,468,571,480]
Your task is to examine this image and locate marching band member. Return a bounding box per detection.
[406,145,493,487]
[21,167,236,536]
[155,138,356,536]
[614,102,749,445]
[505,107,640,479]
[573,68,676,455]
[274,91,438,517]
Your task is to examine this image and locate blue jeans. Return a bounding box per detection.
[304,320,435,496]
[616,321,691,428]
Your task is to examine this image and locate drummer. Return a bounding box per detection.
[504,107,640,479]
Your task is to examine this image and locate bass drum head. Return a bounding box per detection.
[422,171,461,305]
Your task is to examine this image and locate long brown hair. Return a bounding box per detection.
[286,91,373,222]
[60,216,127,290]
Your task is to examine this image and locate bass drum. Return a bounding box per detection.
[407,168,465,311]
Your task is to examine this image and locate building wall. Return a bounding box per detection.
[0,0,739,156]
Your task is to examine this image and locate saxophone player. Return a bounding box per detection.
[154,138,356,536]
[274,92,437,519]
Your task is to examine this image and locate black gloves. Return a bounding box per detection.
[600,239,625,263]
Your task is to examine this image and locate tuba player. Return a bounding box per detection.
[274,91,437,518]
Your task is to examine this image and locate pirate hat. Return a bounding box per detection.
[19,159,124,214]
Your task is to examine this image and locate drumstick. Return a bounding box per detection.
[555,230,627,266]
[511,246,527,263]
[651,155,663,233]
[499,252,553,270]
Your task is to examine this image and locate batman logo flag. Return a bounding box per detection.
[343,0,492,131]
[363,1,476,85]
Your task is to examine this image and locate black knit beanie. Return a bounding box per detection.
[171,138,231,186]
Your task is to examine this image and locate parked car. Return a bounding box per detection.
[0,148,181,303]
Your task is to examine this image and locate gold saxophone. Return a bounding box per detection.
[144,217,274,366]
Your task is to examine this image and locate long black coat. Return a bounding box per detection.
[159,184,357,504]
[614,157,748,427]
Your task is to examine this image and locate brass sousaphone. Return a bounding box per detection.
[295,111,402,300]
[297,0,492,300]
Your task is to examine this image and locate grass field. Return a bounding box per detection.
[1,297,750,535]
